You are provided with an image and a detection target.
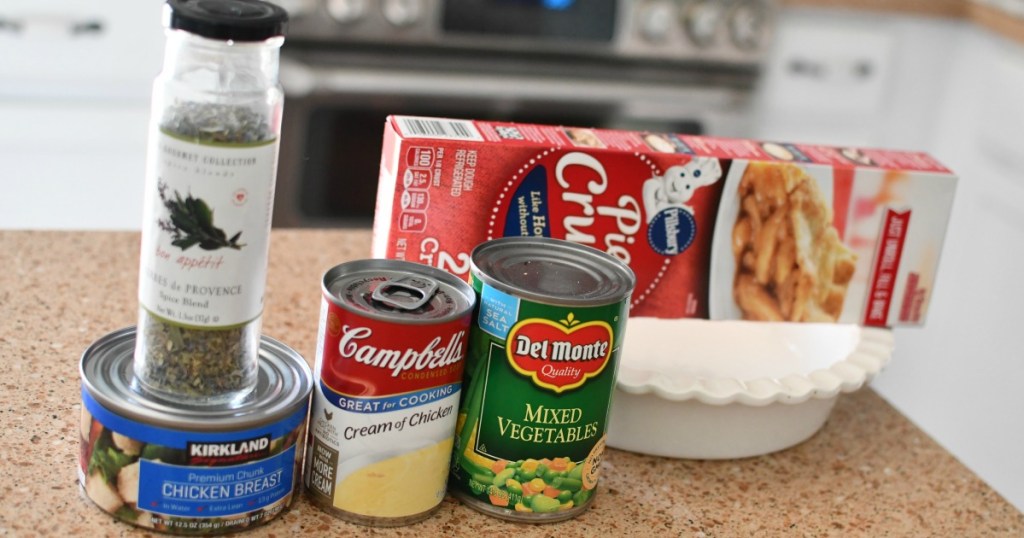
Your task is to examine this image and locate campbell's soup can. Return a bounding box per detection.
[451,237,636,522]
[304,260,475,526]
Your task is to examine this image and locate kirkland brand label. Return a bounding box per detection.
[187,436,272,465]
[449,278,629,516]
[304,291,472,519]
[138,132,278,328]
[78,389,306,533]
[137,447,294,518]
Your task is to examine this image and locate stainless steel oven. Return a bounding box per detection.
[272,0,775,227]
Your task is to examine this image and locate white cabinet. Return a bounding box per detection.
[0,0,163,230]
[753,12,895,145]
[0,0,164,99]
[752,7,963,150]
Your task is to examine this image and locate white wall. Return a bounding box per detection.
[754,7,1024,510]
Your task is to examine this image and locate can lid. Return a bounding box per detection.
[165,0,287,42]
[323,260,476,324]
[80,327,312,432]
[471,237,637,306]
[371,274,440,311]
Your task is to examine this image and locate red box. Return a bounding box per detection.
[373,116,957,327]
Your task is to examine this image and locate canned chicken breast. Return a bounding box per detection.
[78,327,312,535]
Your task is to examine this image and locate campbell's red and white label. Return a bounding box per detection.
[319,313,467,397]
[305,284,471,518]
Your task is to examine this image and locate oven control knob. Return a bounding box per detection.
[382,0,424,27]
[729,0,769,50]
[325,0,367,24]
[637,1,675,44]
[682,0,721,48]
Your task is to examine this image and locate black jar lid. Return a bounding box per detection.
[165,0,287,42]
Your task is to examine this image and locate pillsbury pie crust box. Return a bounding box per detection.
[371,116,957,327]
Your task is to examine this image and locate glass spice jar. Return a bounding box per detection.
[135,0,287,405]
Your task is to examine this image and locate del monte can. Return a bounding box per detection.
[451,237,635,522]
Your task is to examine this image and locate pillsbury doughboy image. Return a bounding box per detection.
[642,157,723,222]
[641,157,723,255]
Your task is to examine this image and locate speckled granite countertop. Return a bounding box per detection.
[1,229,1021,537]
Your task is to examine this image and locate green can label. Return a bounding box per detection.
[451,277,628,516]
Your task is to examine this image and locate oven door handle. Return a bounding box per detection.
[281,57,745,114]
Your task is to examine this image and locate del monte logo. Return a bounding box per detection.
[506,313,613,393]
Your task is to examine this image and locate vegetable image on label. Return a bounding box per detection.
[466,455,594,514]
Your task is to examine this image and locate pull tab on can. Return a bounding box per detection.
[371,274,439,311]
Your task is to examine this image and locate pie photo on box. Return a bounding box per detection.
[731,162,857,322]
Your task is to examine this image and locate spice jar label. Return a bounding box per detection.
[138,132,278,328]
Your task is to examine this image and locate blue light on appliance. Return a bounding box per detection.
[544,0,574,10]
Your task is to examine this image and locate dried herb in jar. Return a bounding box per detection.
[134,0,286,404]
[161,102,272,144]
[136,102,277,402]
[137,312,255,398]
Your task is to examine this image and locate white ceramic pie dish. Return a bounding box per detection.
[607,318,894,459]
